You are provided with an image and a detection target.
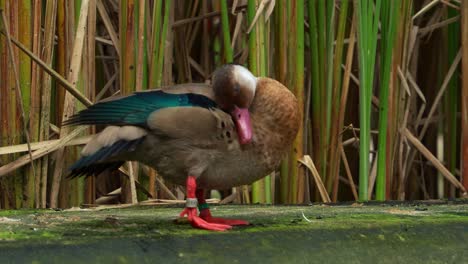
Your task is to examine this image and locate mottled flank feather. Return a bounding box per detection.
[63,90,217,127]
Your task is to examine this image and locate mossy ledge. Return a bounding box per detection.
[0,201,467,263]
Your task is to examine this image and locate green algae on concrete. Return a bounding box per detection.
[0,201,467,263]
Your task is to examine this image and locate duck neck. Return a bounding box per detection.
[247,78,300,168]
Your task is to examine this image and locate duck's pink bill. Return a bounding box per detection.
[231,106,252,144]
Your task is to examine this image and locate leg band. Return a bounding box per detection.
[186,198,198,208]
[198,202,210,211]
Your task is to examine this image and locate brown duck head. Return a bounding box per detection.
[212,64,257,145]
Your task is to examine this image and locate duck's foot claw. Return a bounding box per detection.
[201,216,249,226]
[179,207,232,231]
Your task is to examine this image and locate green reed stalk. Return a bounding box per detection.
[18,2,31,119]
[248,0,262,203]
[308,0,335,199]
[277,0,289,204]
[308,1,321,184]
[329,0,349,201]
[18,0,34,208]
[135,0,148,91]
[316,1,325,179]
[445,7,460,196]
[247,0,257,74]
[149,0,162,87]
[324,0,335,186]
[248,0,271,203]
[356,0,381,201]
[376,0,399,201]
[120,0,136,95]
[156,1,170,86]
[220,0,233,63]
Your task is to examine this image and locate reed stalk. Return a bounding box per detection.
[308,1,321,192]
[317,1,328,186]
[389,0,412,200]
[84,0,96,205]
[4,1,21,208]
[220,0,233,63]
[445,7,460,197]
[276,0,289,204]
[149,0,163,87]
[120,0,136,95]
[461,1,468,192]
[1,3,11,208]
[39,0,58,208]
[50,0,89,208]
[356,0,382,201]
[248,0,264,203]
[55,0,67,124]
[247,0,258,76]
[337,11,357,200]
[376,0,399,201]
[329,0,349,201]
[0,1,11,208]
[18,0,34,207]
[261,4,271,204]
[119,0,137,204]
[148,0,163,198]
[291,0,305,203]
[133,0,148,201]
[30,0,42,208]
[323,1,335,194]
[246,0,272,203]
[135,0,146,92]
[308,1,335,201]
[148,0,171,198]
[157,0,170,86]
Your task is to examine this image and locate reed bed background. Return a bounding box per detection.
[0,0,467,209]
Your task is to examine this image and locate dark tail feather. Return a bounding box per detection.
[67,137,145,178]
[68,161,125,178]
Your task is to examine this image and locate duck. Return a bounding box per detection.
[66,64,300,231]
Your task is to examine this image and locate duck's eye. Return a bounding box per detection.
[233,83,241,95]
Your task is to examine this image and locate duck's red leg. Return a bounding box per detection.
[196,189,249,226]
[179,176,231,231]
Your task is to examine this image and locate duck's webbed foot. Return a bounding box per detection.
[179,176,231,231]
[179,207,232,231]
[196,189,250,226]
[198,209,249,226]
